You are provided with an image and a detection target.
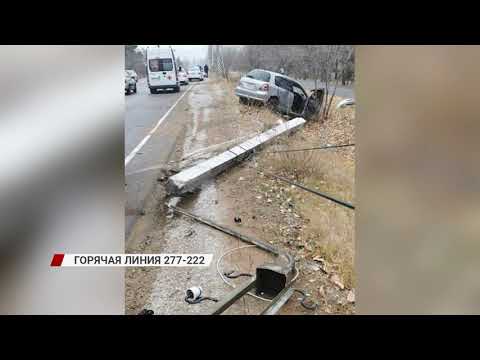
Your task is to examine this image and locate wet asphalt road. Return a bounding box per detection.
[125,78,185,156]
[125,78,191,236]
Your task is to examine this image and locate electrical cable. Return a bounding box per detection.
[184,296,218,305]
[244,163,355,210]
[267,143,355,154]
[224,270,253,279]
[293,289,319,311]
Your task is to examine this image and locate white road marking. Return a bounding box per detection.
[125,85,193,166]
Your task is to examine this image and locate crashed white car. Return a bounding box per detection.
[235,69,322,120]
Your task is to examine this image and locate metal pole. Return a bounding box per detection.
[168,205,280,255]
[210,278,257,315]
[260,286,295,315]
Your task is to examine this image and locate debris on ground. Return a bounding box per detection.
[184,286,219,304]
[336,98,355,109]
[347,290,355,303]
[330,274,345,290]
[138,309,154,315]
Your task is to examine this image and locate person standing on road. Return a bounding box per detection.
[204,64,209,78]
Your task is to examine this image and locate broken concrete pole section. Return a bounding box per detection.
[166,117,306,195]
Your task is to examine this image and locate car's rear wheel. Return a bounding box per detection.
[267,97,280,112]
[149,88,156,94]
[239,97,248,105]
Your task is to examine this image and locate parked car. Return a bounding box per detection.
[187,66,204,81]
[178,68,189,85]
[235,69,321,120]
[125,69,138,82]
[196,65,206,78]
[146,47,181,93]
[125,71,137,95]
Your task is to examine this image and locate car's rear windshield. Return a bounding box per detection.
[189,68,198,72]
[246,70,271,82]
[149,58,173,72]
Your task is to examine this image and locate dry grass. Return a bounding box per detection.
[267,149,323,181]
[261,150,355,289]
[255,100,356,289]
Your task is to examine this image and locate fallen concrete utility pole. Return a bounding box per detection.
[166,117,306,195]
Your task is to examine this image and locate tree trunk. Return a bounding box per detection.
[325,73,340,120]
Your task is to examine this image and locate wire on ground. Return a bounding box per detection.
[268,173,355,210]
[267,143,355,154]
[246,163,355,210]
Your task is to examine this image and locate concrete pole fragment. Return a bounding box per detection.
[166,117,306,195]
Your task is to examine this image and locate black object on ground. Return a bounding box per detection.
[138,309,154,315]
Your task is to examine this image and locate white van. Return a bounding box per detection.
[146,47,181,94]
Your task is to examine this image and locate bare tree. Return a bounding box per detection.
[320,45,354,121]
[222,46,244,80]
[125,45,147,78]
[244,45,264,69]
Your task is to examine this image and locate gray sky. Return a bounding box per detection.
[140,45,208,63]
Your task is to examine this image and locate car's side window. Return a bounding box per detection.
[275,76,290,90]
[248,70,271,82]
[292,82,307,98]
